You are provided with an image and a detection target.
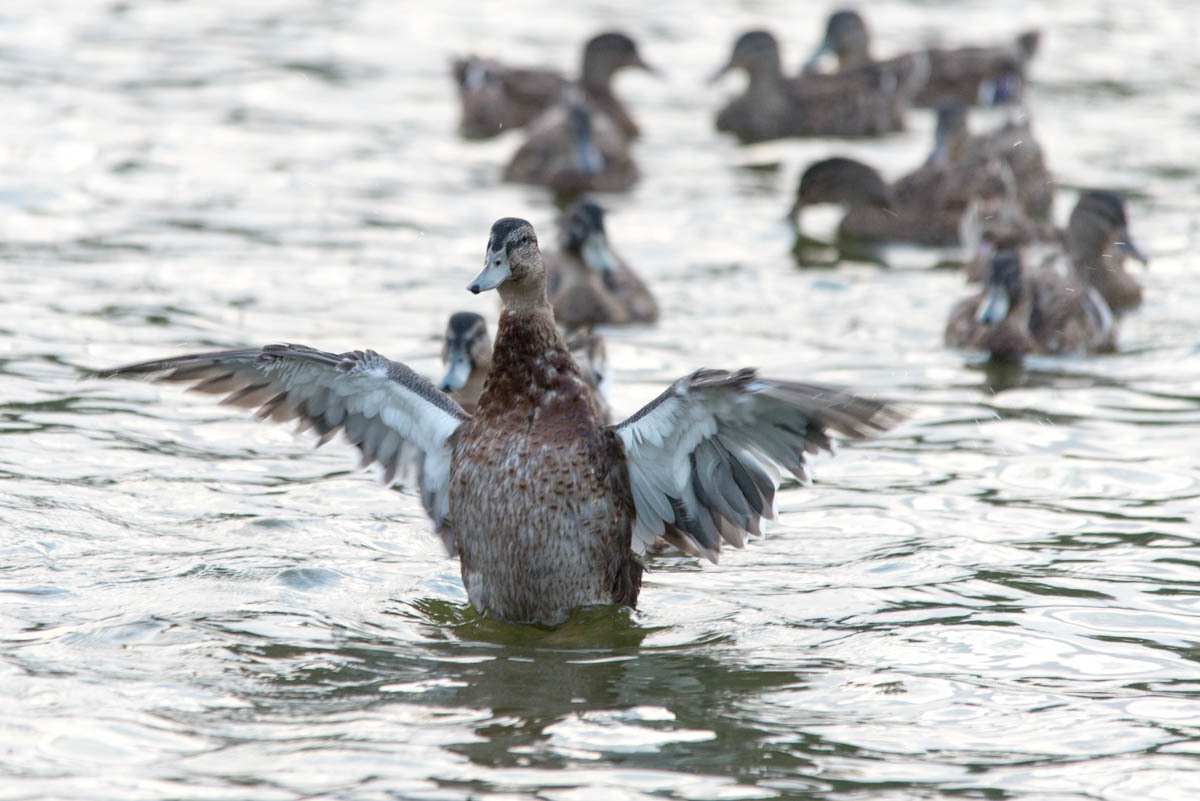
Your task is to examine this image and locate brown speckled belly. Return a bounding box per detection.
[448,418,638,625]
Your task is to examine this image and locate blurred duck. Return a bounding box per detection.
[805,9,1039,107]
[1067,190,1147,312]
[438,311,611,421]
[453,31,656,139]
[791,104,1051,247]
[945,250,1117,360]
[964,190,1147,313]
[503,97,639,195]
[927,102,1053,220]
[712,30,923,143]
[546,199,658,327]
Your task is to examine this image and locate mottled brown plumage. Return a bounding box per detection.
[438,310,610,420]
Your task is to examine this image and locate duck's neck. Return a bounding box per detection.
[476,295,581,420]
[746,62,786,94]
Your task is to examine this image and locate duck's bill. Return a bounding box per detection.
[581,231,619,272]
[439,354,472,393]
[1118,229,1149,266]
[635,55,660,75]
[468,252,510,293]
[975,284,1010,325]
[784,197,804,225]
[708,62,732,84]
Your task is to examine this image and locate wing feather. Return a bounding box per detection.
[614,369,902,561]
[90,344,468,551]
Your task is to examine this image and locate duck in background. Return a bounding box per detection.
[804,9,1040,107]
[92,217,903,625]
[1066,190,1148,312]
[453,31,656,139]
[964,190,1147,312]
[945,249,1117,360]
[439,311,611,421]
[712,29,925,143]
[545,199,658,328]
[503,94,639,196]
[790,103,1051,249]
[926,101,1053,221]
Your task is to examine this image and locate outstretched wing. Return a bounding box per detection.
[613,368,902,562]
[91,344,468,551]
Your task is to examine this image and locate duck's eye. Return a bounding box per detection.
[518,235,530,246]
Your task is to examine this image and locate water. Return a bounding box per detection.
[3,1,1200,799]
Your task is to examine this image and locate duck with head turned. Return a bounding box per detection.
[439,310,610,421]
[545,199,658,328]
[805,9,1039,107]
[91,218,902,626]
[712,29,922,143]
[453,31,656,140]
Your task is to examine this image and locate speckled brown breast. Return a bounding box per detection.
[447,307,639,625]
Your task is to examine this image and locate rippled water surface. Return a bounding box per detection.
[4,1,1200,799]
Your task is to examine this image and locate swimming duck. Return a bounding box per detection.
[92,218,902,626]
[805,9,1039,107]
[439,310,611,421]
[945,249,1117,359]
[545,199,658,328]
[1067,190,1147,312]
[712,30,922,143]
[453,31,655,140]
[503,97,639,196]
[964,189,1147,308]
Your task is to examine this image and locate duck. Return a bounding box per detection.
[945,249,1117,360]
[791,104,1050,247]
[1066,190,1147,312]
[439,310,611,421]
[711,30,922,143]
[453,31,655,140]
[92,217,902,626]
[502,96,639,196]
[545,199,658,328]
[804,9,1040,107]
[964,190,1147,309]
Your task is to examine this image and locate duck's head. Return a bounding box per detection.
[804,9,871,73]
[469,218,547,305]
[582,32,657,86]
[1069,189,1147,266]
[439,312,491,394]
[976,250,1024,325]
[925,102,970,166]
[711,30,782,83]
[562,199,619,273]
[788,157,894,224]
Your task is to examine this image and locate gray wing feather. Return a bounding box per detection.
[614,368,903,562]
[91,344,468,551]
